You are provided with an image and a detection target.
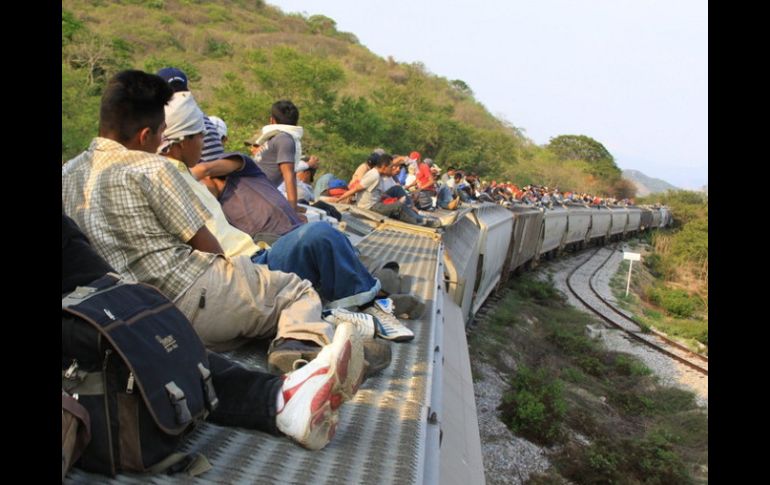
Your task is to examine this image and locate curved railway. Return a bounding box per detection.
[565,245,708,375]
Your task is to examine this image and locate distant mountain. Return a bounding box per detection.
[622,169,679,196]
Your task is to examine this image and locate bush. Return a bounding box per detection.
[646,286,699,318]
[613,355,651,377]
[514,277,563,305]
[629,430,692,484]
[205,38,233,58]
[576,355,605,377]
[499,365,566,445]
[564,433,692,485]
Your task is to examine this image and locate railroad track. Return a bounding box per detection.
[565,244,708,376]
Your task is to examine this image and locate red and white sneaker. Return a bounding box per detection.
[275,322,364,450]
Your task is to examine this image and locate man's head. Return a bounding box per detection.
[296,160,317,184]
[158,92,206,167]
[375,153,393,175]
[156,67,189,92]
[366,151,381,168]
[270,100,299,125]
[98,70,174,153]
[209,115,228,144]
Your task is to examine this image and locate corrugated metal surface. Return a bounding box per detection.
[626,207,642,232]
[650,208,662,228]
[501,205,542,278]
[589,209,611,240]
[442,215,482,323]
[469,204,514,315]
[608,207,629,235]
[541,206,569,254]
[564,205,592,244]
[341,211,378,237]
[67,227,444,485]
[418,207,473,227]
[513,208,543,271]
[639,208,653,230]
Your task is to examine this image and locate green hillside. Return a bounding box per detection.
[62,0,628,195]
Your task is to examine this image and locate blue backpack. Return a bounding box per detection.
[62,274,217,476]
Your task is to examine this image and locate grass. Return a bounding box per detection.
[610,241,708,349]
[467,274,707,484]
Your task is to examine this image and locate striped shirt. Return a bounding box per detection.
[61,137,217,300]
[201,115,225,162]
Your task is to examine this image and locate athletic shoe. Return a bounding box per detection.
[323,308,376,338]
[364,298,415,342]
[275,322,364,450]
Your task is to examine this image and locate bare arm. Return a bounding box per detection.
[279,163,299,210]
[189,157,244,180]
[186,225,224,255]
[331,182,367,203]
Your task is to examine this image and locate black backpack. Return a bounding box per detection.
[61,273,218,477]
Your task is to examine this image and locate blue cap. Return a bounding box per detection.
[328,178,348,190]
[156,67,188,90]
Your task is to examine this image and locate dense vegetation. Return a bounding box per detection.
[62,0,629,196]
[634,190,708,347]
[469,276,707,484]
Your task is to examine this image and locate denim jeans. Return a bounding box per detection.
[436,185,455,209]
[384,185,413,207]
[371,201,423,225]
[207,351,282,435]
[251,221,380,308]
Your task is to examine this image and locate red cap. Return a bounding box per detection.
[409,151,421,160]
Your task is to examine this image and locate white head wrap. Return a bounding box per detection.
[158,92,206,153]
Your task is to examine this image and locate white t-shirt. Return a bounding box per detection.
[357,168,382,210]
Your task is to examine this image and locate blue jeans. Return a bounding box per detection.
[436,185,455,209]
[384,185,414,207]
[251,221,381,308]
[371,201,424,225]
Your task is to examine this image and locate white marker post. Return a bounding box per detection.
[623,251,641,297]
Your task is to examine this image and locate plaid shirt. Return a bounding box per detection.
[62,137,217,300]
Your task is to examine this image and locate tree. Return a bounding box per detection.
[613,178,637,200]
[546,135,620,180]
[450,79,474,96]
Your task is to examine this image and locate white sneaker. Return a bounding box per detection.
[275,322,364,450]
[323,308,376,338]
[364,298,415,342]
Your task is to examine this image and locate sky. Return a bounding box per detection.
[268,0,707,190]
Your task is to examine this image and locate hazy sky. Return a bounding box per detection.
[268,0,707,190]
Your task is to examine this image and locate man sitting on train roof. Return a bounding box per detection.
[62,212,360,452]
[330,153,441,228]
[158,90,417,347]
